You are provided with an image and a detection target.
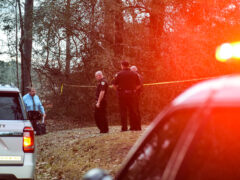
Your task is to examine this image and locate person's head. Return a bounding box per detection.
[130,65,138,72]
[121,61,129,70]
[95,71,104,81]
[29,87,36,96]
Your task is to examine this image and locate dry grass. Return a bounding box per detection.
[35,125,146,179]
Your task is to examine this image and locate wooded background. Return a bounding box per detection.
[1,0,240,124]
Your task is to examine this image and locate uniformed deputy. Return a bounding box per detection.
[112,61,141,131]
[95,71,109,133]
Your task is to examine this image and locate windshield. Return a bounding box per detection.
[0,93,25,120]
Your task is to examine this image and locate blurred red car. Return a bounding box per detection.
[84,75,240,180]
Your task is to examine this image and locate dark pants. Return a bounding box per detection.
[94,101,108,133]
[119,94,140,131]
[27,111,42,131]
[135,94,142,130]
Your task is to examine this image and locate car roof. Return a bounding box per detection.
[172,74,240,108]
[0,85,20,93]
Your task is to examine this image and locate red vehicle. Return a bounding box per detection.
[84,75,240,180]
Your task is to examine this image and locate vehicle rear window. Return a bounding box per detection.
[0,93,24,120]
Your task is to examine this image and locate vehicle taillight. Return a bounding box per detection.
[23,127,34,153]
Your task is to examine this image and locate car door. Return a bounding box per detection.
[116,107,199,180]
[0,92,26,165]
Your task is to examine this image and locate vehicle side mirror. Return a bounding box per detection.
[82,168,112,180]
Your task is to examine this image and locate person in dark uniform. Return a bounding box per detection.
[95,71,109,133]
[112,61,141,131]
[130,65,143,131]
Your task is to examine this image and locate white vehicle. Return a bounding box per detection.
[0,85,36,180]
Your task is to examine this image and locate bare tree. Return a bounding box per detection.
[15,0,19,88]
[65,0,71,79]
[114,0,124,60]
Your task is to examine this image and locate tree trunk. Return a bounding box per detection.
[21,0,33,95]
[103,0,114,45]
[15,0,19,88]
[114,0,124,61]
[149,0,164,53]
[65,0,71,80]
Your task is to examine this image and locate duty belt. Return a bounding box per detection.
[119,89,136,94]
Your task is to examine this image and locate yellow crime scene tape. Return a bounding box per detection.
[60,76,216,95]
[59,41,240,94]
[143,77,215,86]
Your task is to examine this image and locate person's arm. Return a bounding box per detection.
[22,95,27,109]
[23,94,32,112]
[96,90,105,108]
[112,73,119,91]
[37,96,46,119]
[135,73,142,91]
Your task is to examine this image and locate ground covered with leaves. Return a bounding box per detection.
[35,119,146,179]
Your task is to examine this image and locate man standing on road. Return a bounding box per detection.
[130,65,142,131]
[112,61,141,131]
[95,71,109,133]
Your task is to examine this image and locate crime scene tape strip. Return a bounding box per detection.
[62,84,96,88]
[143,76,215,86]
[60,83,96,94]
[60,76,216,95]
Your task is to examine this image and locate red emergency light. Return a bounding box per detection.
[216,42,240,62]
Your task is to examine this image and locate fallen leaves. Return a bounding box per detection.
[35,124,146,179]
